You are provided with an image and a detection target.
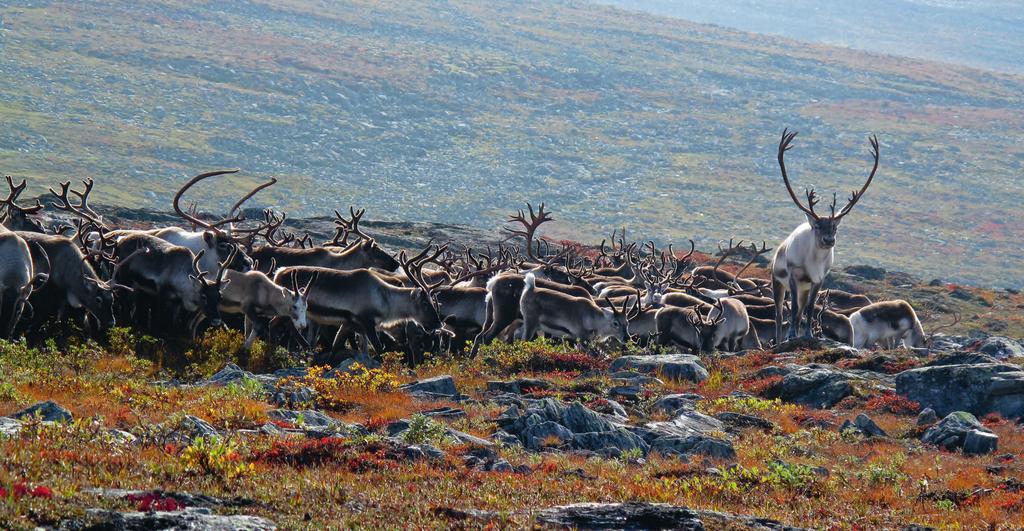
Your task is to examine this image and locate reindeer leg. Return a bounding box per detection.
[803,283,821,338]
[786,275,801,340]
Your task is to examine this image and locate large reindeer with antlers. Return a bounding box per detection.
[1,176,45,232]
[771,128,880,344]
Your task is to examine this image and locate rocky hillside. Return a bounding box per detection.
[1,0,1023,287]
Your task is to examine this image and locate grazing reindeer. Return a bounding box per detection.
[273,248,442,355]
[470,271,594,354]
[848,300,940,350]
[655,305,707,353]
[164,169,271,273]
[771,128,880,344]
[17,232,132,334]
[703,298,758,352]
[517,272,632,344]
[113,233,229,330]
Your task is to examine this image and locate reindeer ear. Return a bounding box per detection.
[203,231,215,245]
[804,213,817,227]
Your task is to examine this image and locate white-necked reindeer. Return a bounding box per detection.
[771,128,880,344]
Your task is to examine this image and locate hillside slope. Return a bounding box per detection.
[597,0,1024,75]
[0,0,1022,286]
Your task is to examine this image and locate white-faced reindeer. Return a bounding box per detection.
[771,128,879,344]
[219,268,314,351]
[517,272,632,344]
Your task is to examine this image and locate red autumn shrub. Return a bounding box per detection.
[742,375,783,396]
[865,391,921,415]
[128,492,183,512]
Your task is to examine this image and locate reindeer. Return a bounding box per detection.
[847,300,947,350]
[771,128,880,344]
[0,228,47,338]
[272,248,443,356]
[16,232,133,336]
[517,272,632,344]
[218,268,314,351]
[113,233,229,332]
[703,298,758,352]
[470,271,594,354]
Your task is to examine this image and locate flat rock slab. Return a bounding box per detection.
[401,375,458,397]
[11,400,72,423]
[609,355,708,383]
[79,507,275,530]
[536,502,804,530]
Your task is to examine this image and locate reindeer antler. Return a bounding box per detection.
[503,202,554,262]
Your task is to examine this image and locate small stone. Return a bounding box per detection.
[917,408,938,426]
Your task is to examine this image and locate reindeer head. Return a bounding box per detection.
[601,296,633,344]
[400,247,445,332]
[777,129,880,250]
[1,176,45,232]
[187,248,233,325]
[689,302,726,354]
[287,271,317,332]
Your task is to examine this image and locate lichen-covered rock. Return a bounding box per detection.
[895,363,1024,418]
[608,354,709,383]
[921,411,998,455]
[651,394,702,416]
[761,365,858,408]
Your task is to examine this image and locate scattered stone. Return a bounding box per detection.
[405,443,446,461]
[840,413,886,437]
[650,394,702,416]
[11,400,72,423]
[0,417,22,437]
[401,375,458,397]
[640,409,736,460]
[921,412,998,455]
[268,409,339,430]
[486,378,553,394]
[78,507,274,530]
[917,408,938,426]
[609,354,709,383]
[202,363,260,387]
[536,502,802,530]
[524,421,574,450]
[895,362,1024,418]
[178,415,219,442]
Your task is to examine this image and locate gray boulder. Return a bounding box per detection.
[651,394,702,416]
[11,400,72,423]
[524,421,574,450]
[80,507,275,530]
[609,354,709,383]
[401,375,458,397]
[921,412,998,455]
[202,363,259,387]
[917,408,938,426]
[641,409,735,460]
[840,413,887,437]
[0,417,22,437]
[972,337,1024,360]
[762,365,857,408]
[268,409,338,429]
[895,363,1024,418]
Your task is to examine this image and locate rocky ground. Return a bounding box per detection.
[2,207,1024,529]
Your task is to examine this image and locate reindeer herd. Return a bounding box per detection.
[0,130,955,363]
